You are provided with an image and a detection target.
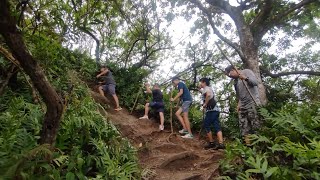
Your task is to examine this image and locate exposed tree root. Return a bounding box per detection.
[159,151,197,168]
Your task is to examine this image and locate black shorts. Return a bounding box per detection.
[149,102,164,112]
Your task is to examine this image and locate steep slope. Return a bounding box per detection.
[91,91,224,180]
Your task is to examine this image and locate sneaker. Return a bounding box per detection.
[212,143,225,150]
[181,133,194,139]
[115,107,122,111]
[204,142,218,150]
[139,115,149,120]
[159,125,164,131]
[178,129,188,134]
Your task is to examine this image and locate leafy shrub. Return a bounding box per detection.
[0,73,140,179]
[0,33,140,179]
[220,102,320,180]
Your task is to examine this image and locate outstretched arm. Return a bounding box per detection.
[96,69,109,78]
[145,83,152,94]
[171,89,183,101]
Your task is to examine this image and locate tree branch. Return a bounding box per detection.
[124,38,147,68]
[78,26,100,64]
[260,67,320,78]
[271,0,316,24]
[250,0,273,29]
[190,0,245,61]
[205,0,238,19]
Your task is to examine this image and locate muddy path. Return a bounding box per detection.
[91,91,224,180]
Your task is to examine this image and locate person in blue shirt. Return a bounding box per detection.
[170,77,193,139]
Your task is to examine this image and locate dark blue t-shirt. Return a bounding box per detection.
[178,82,192,102]
[152,89,163,102]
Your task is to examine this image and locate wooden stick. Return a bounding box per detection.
[130,89,141,114]
[170,88,173,134]
[215,43,258,106]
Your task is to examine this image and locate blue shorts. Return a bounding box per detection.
[203,111,221,133]
[181,101,192,112]
[149,102,164,112]
[102,84,116,95]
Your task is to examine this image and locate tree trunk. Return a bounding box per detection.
[238,25,268,105]
[0,0,63,145]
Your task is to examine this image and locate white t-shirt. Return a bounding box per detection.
[201,86,219,112]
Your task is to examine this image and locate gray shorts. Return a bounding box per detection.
[181,101,192,112]
[102,84,116,95]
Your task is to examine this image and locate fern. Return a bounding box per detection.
[220,103,320,179]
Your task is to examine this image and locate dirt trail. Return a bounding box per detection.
[91,91,224,180]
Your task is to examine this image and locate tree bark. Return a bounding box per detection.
[201,0,268,105]
[0,0,63,145]
[238,24,268,105]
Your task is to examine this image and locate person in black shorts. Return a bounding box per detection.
[139,83,165,131]
[97,66,122,111]
[199,78,225,150]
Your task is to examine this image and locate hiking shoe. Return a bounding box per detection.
[139,115,149,120]
[181,133,194,139]
[204,142,218,150]
[159,125,164,131]
[115,107,122,111]
[212,143,225,150]
[178,129,188,134]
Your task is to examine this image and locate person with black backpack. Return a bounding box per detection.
[199,78,225,150]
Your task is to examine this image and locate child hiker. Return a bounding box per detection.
[97,66,122,111]
[171,77,193,139]
[139,83,165,131]
[199,78,225,150]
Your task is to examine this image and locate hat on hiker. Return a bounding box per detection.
[224,65,235,74]
[171,76,180,82]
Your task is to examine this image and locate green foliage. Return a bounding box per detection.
[0,75,140,179]
[220,102,320,180]
[0,31,140,179]
[107,63,150,109]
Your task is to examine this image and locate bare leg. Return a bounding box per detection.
[159,112,164,126]
[98,86,105,96]
[183,112,192,134]
[112,94,120,108]
[144,103,150,116]
[175,108,186,130]
[207,131,214,142]
[217,131,223,144]
[244,134,251,145]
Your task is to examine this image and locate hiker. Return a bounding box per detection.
[139,83,165,131]
[97,66,122,111]
[171,77,193,139]
[224,65,261,145]
[199,78,225,150]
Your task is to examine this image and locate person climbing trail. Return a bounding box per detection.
[97,65,122,111]
[199,78,225,150]
[139,83,165,131]
[171,77,193,139]
[224,65,261,145]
